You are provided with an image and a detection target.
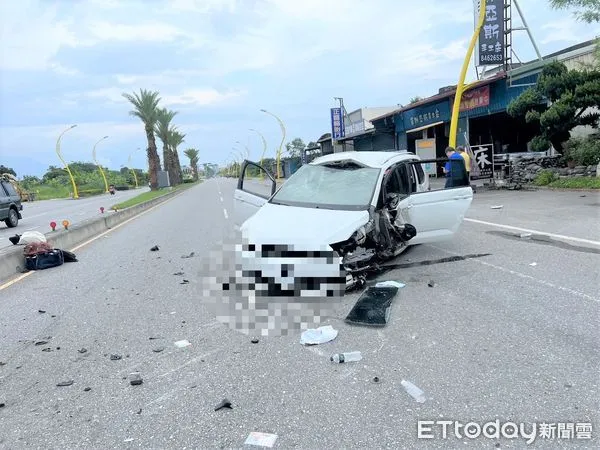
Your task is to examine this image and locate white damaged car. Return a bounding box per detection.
[233,151,473,292]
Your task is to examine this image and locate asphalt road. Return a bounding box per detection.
[0,180,598,448]
[0,188,150,250]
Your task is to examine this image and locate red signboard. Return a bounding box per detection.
[460,85,490,111]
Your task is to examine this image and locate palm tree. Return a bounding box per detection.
[184,148,200,181]
[168,129,186,185]
[155,108,178,185]
[122,89,161,189]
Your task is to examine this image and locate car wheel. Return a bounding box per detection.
[6,208,19,228]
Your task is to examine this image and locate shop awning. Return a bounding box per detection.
[405,121,444,134]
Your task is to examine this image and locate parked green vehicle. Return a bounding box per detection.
[0,176,23,228]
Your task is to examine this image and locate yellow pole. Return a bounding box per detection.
[449,0,487,148]
[128,152,139,188]
[92,135,110,193]
[55,124,79,199]
[260,109,286,179]
[249,128,268,180]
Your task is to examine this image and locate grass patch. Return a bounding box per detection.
[111,183,197,210]
[546,177,600,189]
[27,185,71,200]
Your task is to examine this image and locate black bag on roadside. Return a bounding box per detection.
[25,249,65,271]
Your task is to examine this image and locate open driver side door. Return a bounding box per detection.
[233,160,277,227]
[394,161,473,244]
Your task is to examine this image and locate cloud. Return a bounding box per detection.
[162,89,246,106]
[86,22,187,43]
[540,21,587,45]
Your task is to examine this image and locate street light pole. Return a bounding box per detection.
[92,135,110,193]
[55,124,79,199]
[128,150,140,189]
[249,128,268,180]
[260,109,286,179]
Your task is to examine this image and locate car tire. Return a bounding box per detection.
[5,208,19,228]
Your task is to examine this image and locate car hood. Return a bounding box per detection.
[240,202,370,247]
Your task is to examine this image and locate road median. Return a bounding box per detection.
[0,186,187,283]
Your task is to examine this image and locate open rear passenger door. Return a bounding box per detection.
[233,160,277,226]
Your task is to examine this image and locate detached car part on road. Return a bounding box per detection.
[0,175,23,228]
[233,151,473,292]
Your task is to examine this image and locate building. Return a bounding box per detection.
[334,107,398,151]
[367,39,597,175]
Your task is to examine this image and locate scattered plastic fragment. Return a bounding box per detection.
[300,325,338,345]
[214,398,232,411]
[84,387,91,392]
[401,379,426,403]
[181,252,195,259]
[491,205,504,209]
[374,280,405,288]
[373,376,380,383]
[136,408,142,414]
[180,280,189,284]
[124,438,134,443]
[520,233,532,239]
[427,280,435,288]
[78,348,87,354]
[57,380,74,387]
[129,372,143,386]
[0,403,5,408]
[110,354,122,361]
[174,340,191,348]
[149,337,162,340]
[38,310,46,314]
[529,262,537,266]
[173,271,184,276]
[244,432,278,448]
[251,337,259,344]
[153,347,165,353]
[330,351,362,363]
[34,340,48,346]
[150,245,159,252]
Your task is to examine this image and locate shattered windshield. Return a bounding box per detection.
[270,161,380,210]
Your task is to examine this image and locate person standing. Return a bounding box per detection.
[443,147,467,188]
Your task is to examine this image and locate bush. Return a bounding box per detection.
[562,135,600,166]
[78,188,105,197]
[115,185,130,191]
[534,170,559,186]
[548,177,600,189]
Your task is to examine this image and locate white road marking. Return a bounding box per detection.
[430,245,599,303]
[223,208,229,219]
[464,218,600,248]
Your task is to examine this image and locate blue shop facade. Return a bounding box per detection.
[368,70,544,175]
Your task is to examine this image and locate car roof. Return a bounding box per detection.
[310,150,420,168]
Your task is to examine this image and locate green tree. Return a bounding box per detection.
[168,129,185,185]
[155,108,178,186]
[507,61,600,152]
[122,89,162,190]
[549,0,600,23]
[184,148,200,181]
[285,138,306,157]
[0,165,16,176]
[409,96,424,104]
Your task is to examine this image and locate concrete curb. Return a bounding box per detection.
[0,188,185,283]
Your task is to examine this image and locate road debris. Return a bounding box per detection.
[300,325,338,345]
[38,310,46,314]
[34,340,49,346]
[84,387,91,392]
[173,271,185,276]
[152,347,165,353]
[150,245,159,252]
[124,438,135,443]
[174,340,191,348]
[136,408,142,414]
[180,279,190,285]
[520,233,532,239]
[110,354,122,361]
[372,376,381,383]
[491,205,504,209]
[42,348,52,352]
[244,432,278,448]
[129,372,143,386]
[427,280,435,288]
[149,336,162,340]
[374,280,405,288]
[330,351,362,363]
[251,337,259,344]
[181,252,195,259]
[214,398,232,411]
[345,285,399,327]
[78,348,87,354]
[401,379,426,403]
[529,262,537,266]
[56,380,74,387]
[0,402,5,408]
[0,361,6,366]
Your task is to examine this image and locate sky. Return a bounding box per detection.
[0,0,598,177]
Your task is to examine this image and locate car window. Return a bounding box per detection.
[413,163,425,184]
[2,181,18,197]
[396,164,416,194]
[270,162,380,210]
